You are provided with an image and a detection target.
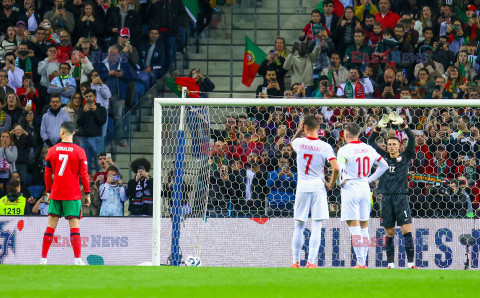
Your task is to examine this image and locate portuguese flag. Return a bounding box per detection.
[165,77,200,98]
[242,36,267,87]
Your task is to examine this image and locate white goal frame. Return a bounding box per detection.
[152,97,480,266]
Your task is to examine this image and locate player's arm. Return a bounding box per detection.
[336,150,346,186]
[325,158,339,190]
[79,150,91,206]
[44,149,53,199]
[368,114,389,155]
[368,156,388,183]
[390,112,415,156]
[290,120,304,144]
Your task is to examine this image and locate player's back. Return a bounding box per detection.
[291,137,336,193]
[45,142,88,201]
[337,141,382,184]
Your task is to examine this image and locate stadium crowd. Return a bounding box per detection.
[0,0,219,216]
[206,0,480,219]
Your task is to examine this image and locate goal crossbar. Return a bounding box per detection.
[154,98,480,108]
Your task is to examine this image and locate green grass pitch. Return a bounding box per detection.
[2,266,478,297]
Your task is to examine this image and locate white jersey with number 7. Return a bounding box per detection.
[291,137,337,193]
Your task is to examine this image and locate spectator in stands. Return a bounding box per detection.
[10,124,33,181]
[228,158,246,213]
[375,0,400,29]
[437,3,452,37]
[416,27,434,52]
[320,0,339,31]
[147,0,185,69]
[98,45,133,146]
[337,68,373,98]
[393,23,415,79]
[62,92,82,128]
[4,52,24,92]
[0,26,17,62]
[284,42,320,96]
[99,165,127,216]
[446,19,466,55]
[258,40,288,91]
[48,62,76,105]
[355,0,378,21]
[0,69,14,104]
[344,29,372,69]
[67,48,93,85]
[37,44,60,89]
[267,157,297,214]
[16,75,39,112]
[255,69,283,98]
[0,179,30,215]
[414,6,433,44]
[312,75,335,98]
[18,0,40,32]
[18,107,40,154]
[77,89,106,172]
[454,51,477,81]
[139,28,165,88]
[374,67,400,99]
[313,28,335,76]
[0,131,17,188]
[414,47,443,81]
[0,0,20,35]
[300,9,328,44]
[333,6,360,58]
[32,190,48,215]
[28,27,49,60]
[56,30,73,63]
[94,152,115,186]
[76,37,99,60]
[127,157,153,216]
[40,93,70,146]
[15,42,39,86]
[190,68,215,98]
[433,35,455,71]
[208,164,233,213]
[3,93,24,126]
[43,0,75,34]
[73,2,104,42]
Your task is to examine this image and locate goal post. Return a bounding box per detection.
[152,97,480,269]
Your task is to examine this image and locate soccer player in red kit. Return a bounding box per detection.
[40,121,91,265]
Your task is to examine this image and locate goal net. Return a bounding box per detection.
[154,97,480,270]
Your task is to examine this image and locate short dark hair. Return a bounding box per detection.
[130,157,151,173]
[423,27,433,34]
[50,93,61,101]
[354,29,365,35]
[7,179,20,194]
[303,115,319,130]
[323,0,334,6]
[311,9,321,15]
[106,165,119,174]
[60,121,75,135]
[394,23,404,30]
[84,89,95,96]
[22,74,32,82]
[4,52,15,59]
[383,28,394,36]
[386,136,401,144]
[98,152,106,158]
[344,123,361,136]
[60,62,71,70]
[364,14,375,20]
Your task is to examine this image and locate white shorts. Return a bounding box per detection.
[294,191,329,221]
[340,181,371,221]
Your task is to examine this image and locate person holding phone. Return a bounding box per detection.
[257,38,288,91]
[16,75,39,112]
[43,0,75,33]
[127,157,153,216]
[190,68,215,98]
[99,165,127,216]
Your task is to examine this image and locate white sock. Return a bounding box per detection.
[388,262,395,268]
[349,226,364,266]
[361,227,370,265]
[292,220,306,264]
[407,262,414,268]
[307,220,323,264]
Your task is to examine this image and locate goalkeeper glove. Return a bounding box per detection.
[389,112,407,128]
[377,114,390,129]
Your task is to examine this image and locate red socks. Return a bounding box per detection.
[70,228,81,258]
[41,227,55,258]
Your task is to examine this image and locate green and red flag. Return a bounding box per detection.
[242,35,267,87]
[165,77,200,98]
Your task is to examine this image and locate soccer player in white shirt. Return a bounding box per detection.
[290,115,339,268]
[337,123,389,268]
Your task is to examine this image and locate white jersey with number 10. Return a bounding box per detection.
[337,140,382,180]
[291,137,336,193]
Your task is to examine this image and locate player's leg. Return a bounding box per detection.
[359,190,371,266]
[341,186,365,268]
[307,192,328,267]
[41,199,63,264]
[381,195,396,268]
[292,192,310,267]
[64,200,85,265]
[396,195,415,268]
